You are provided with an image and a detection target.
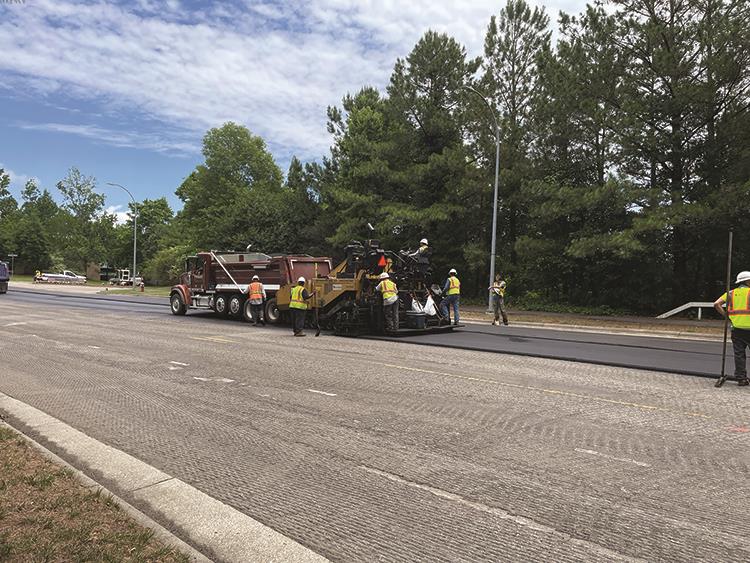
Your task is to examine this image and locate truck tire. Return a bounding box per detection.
[170,292,187,315]
[265,298,280,324]
[214,293,229,317]
[228,294,244,317]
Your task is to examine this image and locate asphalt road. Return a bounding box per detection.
[7,288,734,379]
[1,289,749,561]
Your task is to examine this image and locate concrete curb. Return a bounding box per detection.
[0,392,328,563]
[0,419,212,563]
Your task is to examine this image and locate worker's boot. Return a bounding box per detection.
[738,378,749,386]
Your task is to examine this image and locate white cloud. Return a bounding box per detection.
[0,0,588,161]
[0,163,34,190]
[105,204,130,225]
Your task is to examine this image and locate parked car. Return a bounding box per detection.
[35,270,87,284]
[0,261,8,294]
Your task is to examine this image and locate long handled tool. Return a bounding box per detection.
[313,263,321,337]
[715,228,734,388]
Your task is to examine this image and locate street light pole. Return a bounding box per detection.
[464,85,500,312]
[106,183,138,290]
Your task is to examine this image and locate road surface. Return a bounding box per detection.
[6,288,734,378]
[1,289,749,561]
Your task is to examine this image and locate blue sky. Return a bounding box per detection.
[0,0,586,221]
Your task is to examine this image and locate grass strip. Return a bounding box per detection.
[0,425,190,562]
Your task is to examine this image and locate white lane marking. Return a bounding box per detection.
[169,366,183,371]
[3,322,28,327]
[192,376,235,383]
[170,361,189,366]
[88,345,100,349]
[362,465,644,562]
[307,389,337,397]
[574,448,651,467]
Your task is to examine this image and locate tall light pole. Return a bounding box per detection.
[106,182,138,290]
[464,85,500,312]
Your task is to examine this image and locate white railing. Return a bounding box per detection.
[657,301,715,320]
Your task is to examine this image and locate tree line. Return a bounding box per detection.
[1,0,748,314]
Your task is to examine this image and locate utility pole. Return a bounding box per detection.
[464,85,500,312]
[106,183,138,290]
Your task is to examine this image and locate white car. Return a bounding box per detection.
[36,270,87,284]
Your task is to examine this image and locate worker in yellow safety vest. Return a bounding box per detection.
[714,270,750,386]
[488,274,508,326]
[375,272,399,333]
[290,276,312,336]
[248,275,266,326]
[440,268,461,325]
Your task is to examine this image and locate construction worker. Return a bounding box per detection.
[376,272,399,333]
[441,268,461,325]
[290,276,312,337]
[489,274,508,326]
[248,274,266,326]
[409,238,429,259]
[714,270,750,386]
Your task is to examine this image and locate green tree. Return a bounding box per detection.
[481,0,551,267]
[0,169,19,258]
[56,167,109,271]
[176,122,292,252]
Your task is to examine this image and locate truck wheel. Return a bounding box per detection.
[228,294,244,317]
[265,298,280,324]
[214,293,229,317]
[170,292,187,315]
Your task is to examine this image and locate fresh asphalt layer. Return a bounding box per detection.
[1,290,749,561]
[8,288,733,379]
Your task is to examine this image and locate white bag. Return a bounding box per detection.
[423,296,437,316]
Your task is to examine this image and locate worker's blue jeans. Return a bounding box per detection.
[441,294,460,324]
[732,329,750,379]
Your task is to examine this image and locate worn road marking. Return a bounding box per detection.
[88,345,100,349]
[191,336,238,344]
[170,361,190,366]
[383,363,711,420]
[574,448,651,467]
[169,366,183,371]
[193,376,235,383]
[307,389,337,397]
[362,465,644,562]
[3,322,28,327]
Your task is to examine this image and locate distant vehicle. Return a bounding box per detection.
[108,269,143,286]
[0,261,8,294]
[34,270,87,284]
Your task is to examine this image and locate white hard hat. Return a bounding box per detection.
[499,281,506,289]
[420,238,428,245]
[252,275,259,281]
[297,276,306,283]
[736,271,750,284]
[449,268,457,275]
[379,272,389,279]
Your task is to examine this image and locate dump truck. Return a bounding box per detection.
[171,241,456,337]
[0,261,8,294]
[169,251,332,323]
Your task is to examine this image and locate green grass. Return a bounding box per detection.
[0,424,190,562]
